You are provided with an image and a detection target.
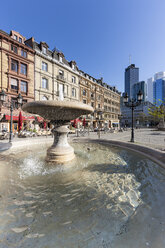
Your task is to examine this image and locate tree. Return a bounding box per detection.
[148,99,165,120]
[148,99,165,128]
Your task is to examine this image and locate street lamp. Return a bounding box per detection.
[96,111,102,138]
[0,90,23,143]
[123,90,143,142]
[118,114,123,130]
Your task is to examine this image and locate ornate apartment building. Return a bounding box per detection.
[0,30,35,130]
[25,38,79,102]
[0,29,121,131]
[79,73,120,128]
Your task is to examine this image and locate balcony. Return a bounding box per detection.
[96,107,104,112]
[56,91,67,97]
[56,75,66,82]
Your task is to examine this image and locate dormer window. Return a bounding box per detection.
[59,56,63,63]
[42,47,47,54]
[72,64,75,70]
[19,37,22,43]
[14,35,17,40]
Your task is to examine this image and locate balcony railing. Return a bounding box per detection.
[56,91,67,97]
[57,75,66,82]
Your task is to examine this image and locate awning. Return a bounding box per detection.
[70,119,82,123]
[36,116,44,122]
[4,115,35,121]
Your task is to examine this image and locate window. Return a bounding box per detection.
[91,102,94,107]
[19,37,22,43]
[66,85,69,96]
[42,78,48,89]
[11,44,17,54]
[72,64,75,69]
[14,35,17,40]
[21,81,27,93]
[72,76,76,83]
[98,104,101,109]
[72,88,76,97]
[59,70,64,76]
[10,78,18,90]
[20,63,27,75]
[83,99,87,104]
[42,96,48,101]
[42,62,48,71]
[42,47,47,54]
[59,56,63,63]
[11,59,18,72]
[21,49,27,58]
[91,93,94,98]
[83,89,86,96]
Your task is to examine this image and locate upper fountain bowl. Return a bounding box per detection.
[22,100,94,121]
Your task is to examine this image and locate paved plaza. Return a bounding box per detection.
[76,128,165,152]
[0,128,164,152]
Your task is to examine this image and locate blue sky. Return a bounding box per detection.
[1,0,165,92]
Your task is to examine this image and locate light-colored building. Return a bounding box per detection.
[25,38,79,102]
[147,77,154,103]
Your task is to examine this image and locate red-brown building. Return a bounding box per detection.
[0,30,35,131]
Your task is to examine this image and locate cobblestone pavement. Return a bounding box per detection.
[75,128,165,151]
[0,128,164,152]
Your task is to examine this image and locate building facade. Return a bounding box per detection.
[120,100,154,127]
[147,72,165,106]
[125,64,139,99]
[0,29,121,131]
[133,81,147,102]
[153,78,165,106]
[79,74,121,129]
[147,77,154,103]
[25,38,79,102]
[0,30,35,131]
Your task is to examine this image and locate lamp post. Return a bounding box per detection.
[0,91,23,143]
[123,90,143,142]
[118,114,123,130]
[97,111,102,138]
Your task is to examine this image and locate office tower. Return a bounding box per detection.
[125,64,139,99]
[147,77,154,103]
[153,73,165,105]
[154,72,165,80]
[133,81,147,102]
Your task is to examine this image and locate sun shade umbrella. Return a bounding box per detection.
[83,118,86,127]
[18,111,23,131]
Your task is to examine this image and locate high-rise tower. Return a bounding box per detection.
[124,64,139,99]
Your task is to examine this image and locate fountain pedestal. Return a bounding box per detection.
[22,100,93,165]
[46,125,75,163]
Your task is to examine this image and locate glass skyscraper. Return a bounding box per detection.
[153,78,165,106]
[125,64,139,99]
[133,81,146,102]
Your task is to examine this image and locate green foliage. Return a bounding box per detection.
[148,98,165,121]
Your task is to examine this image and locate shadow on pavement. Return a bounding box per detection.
[0,142,12,152]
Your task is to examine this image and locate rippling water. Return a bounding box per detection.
[0,142,165,248]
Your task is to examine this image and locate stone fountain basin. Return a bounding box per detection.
[22,100,94,121]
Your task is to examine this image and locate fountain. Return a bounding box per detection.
[1,95,164,247]
[22,100,93,163]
